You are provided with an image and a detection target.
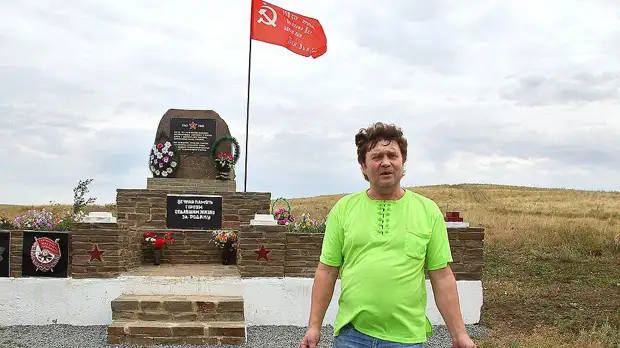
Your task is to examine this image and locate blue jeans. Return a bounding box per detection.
[333,323,425,348]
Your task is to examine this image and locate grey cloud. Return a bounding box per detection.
[242,124,363,198]
[0,66,94,101]
[500,72,620,105]
[420,119,620,170]
[348,1,497,75]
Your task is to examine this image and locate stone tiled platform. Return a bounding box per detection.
[122,264,240,277]
[108,294,246,345]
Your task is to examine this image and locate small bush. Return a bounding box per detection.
[287,213,326,234]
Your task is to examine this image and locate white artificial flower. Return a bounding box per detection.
[165,141,171,147]
[168,151,174,156]
[156,170,160,175]
[157,153,163,159]
[171,161,177,167]
[167,167,173,173]
[162,171,168,177]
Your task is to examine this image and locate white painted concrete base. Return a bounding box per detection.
[0,276,482,327]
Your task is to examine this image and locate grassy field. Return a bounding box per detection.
[2,183,620,347]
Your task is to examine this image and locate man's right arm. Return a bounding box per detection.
[307,200,344,330]
[308,262,340,330]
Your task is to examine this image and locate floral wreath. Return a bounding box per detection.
[211,135,241,168]
[149,136,180,178]
[271,197,295,225]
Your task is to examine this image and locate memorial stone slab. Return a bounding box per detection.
[166,194,223,230]
[250,213,278,226]
[153,109,235,180]
[81,212,117,223]
[0,231,9,277]
[21,231,69,278]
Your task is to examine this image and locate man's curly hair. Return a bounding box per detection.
[355,122,408,181]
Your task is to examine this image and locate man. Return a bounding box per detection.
[299,122,476,348]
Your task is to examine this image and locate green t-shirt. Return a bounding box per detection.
[319,189,453,344]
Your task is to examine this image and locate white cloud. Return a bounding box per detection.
[0,0,618,205]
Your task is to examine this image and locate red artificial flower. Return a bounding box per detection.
[157,143,163,149]
[145,231,153,238]
[218,153,223,158]
[154,238,166,249]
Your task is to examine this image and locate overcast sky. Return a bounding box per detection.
[1,0,619,205]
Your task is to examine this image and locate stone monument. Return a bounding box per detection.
[144,108,244,231]
[150,109,238,180]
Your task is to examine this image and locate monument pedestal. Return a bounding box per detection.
[147,177,236,193]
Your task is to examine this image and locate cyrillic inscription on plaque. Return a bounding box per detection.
[170,118,216,154]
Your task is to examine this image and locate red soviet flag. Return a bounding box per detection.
[250,0,327,58]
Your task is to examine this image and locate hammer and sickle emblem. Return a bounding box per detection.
[257,5,277,27]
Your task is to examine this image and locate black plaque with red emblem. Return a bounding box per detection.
[170,117,216,155]
[21,231,69,278]
[0,231,10,277]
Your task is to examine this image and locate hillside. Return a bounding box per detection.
[2,183,619,347]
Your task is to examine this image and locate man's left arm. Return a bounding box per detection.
[426,204,476,348]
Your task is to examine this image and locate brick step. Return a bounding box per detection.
[107,320,246,345]
[111,294,244,322]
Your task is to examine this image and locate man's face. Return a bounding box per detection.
[361,140,404,188]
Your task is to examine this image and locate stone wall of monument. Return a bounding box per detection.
[146,178,237,193]
[8,229,22,277]
[284,233,324,277]
[116,189,271,265]
[237,226,485,280]
[3,225,129,278]
[70,223,128,278]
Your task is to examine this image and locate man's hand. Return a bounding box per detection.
[299,327,321,348]
[452,333,476,348]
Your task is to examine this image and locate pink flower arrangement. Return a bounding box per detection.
[273,207,295,225]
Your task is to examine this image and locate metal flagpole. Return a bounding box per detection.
[243,0,254,193]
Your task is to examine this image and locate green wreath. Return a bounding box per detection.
[211,135,241,166]
[271,197,294,225]
[270,197,292,215]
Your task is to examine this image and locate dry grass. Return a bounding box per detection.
[2,183,620,347]
[0,203,116,219]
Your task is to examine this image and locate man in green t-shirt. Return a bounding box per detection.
[299,122,476,348]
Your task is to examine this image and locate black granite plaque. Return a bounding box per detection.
[21,231,69,278]
[166,194,223,229]
[170,118,217,154]
[0,231,9,277]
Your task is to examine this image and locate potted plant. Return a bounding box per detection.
[210,230,238,265]
[144,231,175,265]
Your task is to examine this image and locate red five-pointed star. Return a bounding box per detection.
[255,245,270,261]
[189,121,198,129]
[88,244,105,262]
